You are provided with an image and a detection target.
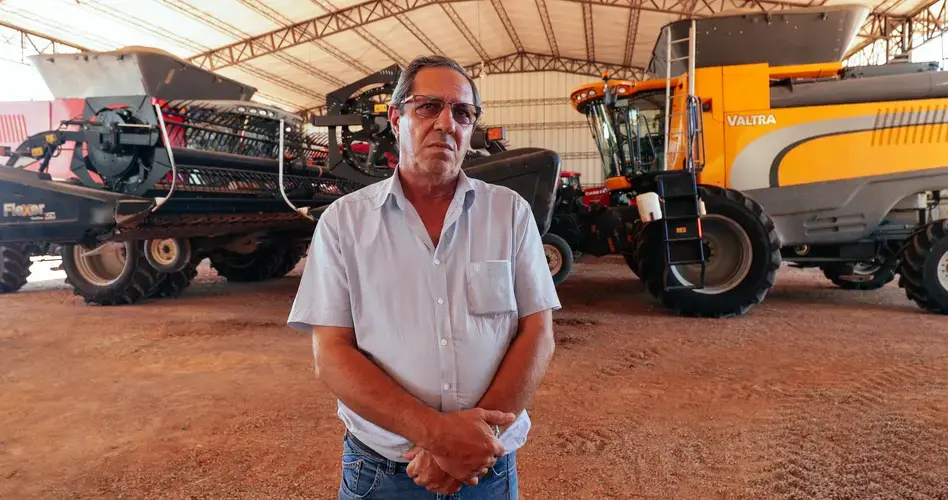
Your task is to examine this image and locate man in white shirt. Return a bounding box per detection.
[287,54,561,499]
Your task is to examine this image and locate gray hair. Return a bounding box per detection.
[390,55,481,112]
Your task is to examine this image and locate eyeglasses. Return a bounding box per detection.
[400,95,481,125]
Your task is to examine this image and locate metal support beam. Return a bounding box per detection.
[483,97,570,107]
[466,52,647,80]
[441,3,492,62]
[535,0,559,56]
[0,21,87,62]
[493,121,589,131]
[582,2,595,61]
[622,6,640,67]
[559,152,600,160]
[395,14,445,55]
[844,0,947,65]
[188,0,453,71]
[309,0,409,68]
[489,0,524,52]
[560,0,808,17]
[161,0,345,88]
[237,0,373,75]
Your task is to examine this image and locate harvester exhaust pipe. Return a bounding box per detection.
[278,118,315,221]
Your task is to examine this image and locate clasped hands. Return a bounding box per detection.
[403,408,515,495]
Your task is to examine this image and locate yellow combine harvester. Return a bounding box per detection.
[568,4,948,317]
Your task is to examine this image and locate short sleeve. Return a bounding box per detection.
[286,203,354,331]
[512,197,562,318]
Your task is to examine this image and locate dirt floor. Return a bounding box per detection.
[2,254,948,499]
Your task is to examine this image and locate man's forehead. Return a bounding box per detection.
[411,67,474,101]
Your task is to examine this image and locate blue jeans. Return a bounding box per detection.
[339,432,518,499]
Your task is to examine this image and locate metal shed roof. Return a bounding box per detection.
[2,0,946,115]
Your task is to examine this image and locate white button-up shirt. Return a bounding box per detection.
[287,166,561,463]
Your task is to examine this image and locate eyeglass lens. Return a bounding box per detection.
[407,96,480,124]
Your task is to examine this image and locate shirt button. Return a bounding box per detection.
[434,259,440,265]
[443,383,451,391]
[437,298,444,305]
[440,338,447,346]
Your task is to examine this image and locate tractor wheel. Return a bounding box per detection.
[61,240,163,306]
[542,232,573,286]
[148,263,199,299]
[0,243,33,294]
[897,219,948,314]
[821,259,897,291]
[271,242,308,279]
[635,185,781,318]
[209,244,288,282]
[622,220,643,279]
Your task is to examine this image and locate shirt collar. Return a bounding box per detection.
[374,165,476,211]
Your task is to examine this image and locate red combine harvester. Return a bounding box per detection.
[0,48,562,304]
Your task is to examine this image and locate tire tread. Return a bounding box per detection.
[0,243,33,294]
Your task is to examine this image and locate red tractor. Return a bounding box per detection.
[544,170,643,285]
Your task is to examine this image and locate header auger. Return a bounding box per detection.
[0,48,561,305]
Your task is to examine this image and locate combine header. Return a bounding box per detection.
[566,4,948,317]
[0,48,560,304]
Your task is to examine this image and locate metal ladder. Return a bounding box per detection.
[657,20,708,291]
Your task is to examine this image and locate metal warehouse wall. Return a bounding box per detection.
[475,71,604,186]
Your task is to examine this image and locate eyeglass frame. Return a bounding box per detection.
[397,94,483,125]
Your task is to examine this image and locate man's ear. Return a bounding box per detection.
[388,104,400,142]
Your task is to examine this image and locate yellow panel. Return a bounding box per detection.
[721,63,770,112]
[768,62,842,80]
[724,98,948,191]
[693,66,727,187]
[777,125,948,186]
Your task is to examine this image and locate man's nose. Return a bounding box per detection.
[433,105,456,133]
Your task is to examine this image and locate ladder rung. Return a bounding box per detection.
[669,56,690,62]
[665,237,702,243]
[671,37,691,43]
[668,259,706,265]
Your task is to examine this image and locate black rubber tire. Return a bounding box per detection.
[622,220,643,279]
[148,264,199,299]
[542,232,573,286]
[209,244,288,282]
[61,241,163,306]
[271,242,308,279]
[821,260,897,291]
[0,243,33,294]
[897,219,948,314]
[635,185,781,318]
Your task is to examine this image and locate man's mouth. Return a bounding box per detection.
[427,141,455,151]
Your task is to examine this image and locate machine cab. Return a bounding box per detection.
[570,77,671,187]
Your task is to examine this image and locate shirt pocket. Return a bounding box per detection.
[465,260,516,315]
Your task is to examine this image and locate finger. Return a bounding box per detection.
[491,437,506,457]
[464,476,479,487]
[480,409,517,425]
[402,445,421,460]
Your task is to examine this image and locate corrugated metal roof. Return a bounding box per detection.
[1,0,944,113]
